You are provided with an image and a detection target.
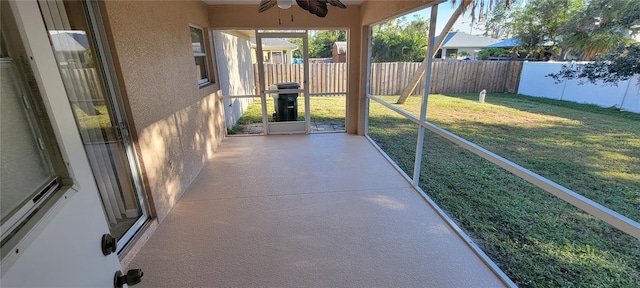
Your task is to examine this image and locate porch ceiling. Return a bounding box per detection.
[127,134,509,287]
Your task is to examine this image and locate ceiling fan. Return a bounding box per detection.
[258,0,347,18]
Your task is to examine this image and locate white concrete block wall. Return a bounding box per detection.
[561,78,627,108]
[621,78,640,113]
[518,61,640,113]
[517,62,565,100]
[213,31,257,128]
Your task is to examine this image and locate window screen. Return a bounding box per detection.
[0,58,58,236]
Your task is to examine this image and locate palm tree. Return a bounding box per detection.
[564,32,632,60]
[559,0,638,60]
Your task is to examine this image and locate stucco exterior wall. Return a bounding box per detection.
[101,1,225,222]
[213,31,256,128]
[359,0,444,26]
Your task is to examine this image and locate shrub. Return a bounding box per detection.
[478,47,510,60]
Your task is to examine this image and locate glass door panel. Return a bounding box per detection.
[38,0,148,246]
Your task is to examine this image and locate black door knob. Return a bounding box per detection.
[114,269,143,288]
[101,234,117,256]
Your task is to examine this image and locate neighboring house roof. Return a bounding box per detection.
[250,38,298,49]
[435,32,500,48]
[485,37,555,48]
[485,38,520,48]
[49,31,90,52]
[334,41,347,54]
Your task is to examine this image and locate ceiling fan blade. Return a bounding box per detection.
[297,0,328,17]
[326,0,346,8]
[258,0,277,12]
[296,0,310,12]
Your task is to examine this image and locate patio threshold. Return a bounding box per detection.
[127,134,510,287]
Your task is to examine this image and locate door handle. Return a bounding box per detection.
[114,269,143,288]
[101,234,117,256]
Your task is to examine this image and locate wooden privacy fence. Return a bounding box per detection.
[370,61,523,95]
[429,61,523,94]
[256,61,523,95]
[59,68,106,115]
[254,63,348,94]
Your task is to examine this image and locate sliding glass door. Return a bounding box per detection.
[38,0,149,251]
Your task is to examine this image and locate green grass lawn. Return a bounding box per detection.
[376,94,640,222]
[240,93,640,287]
[235,96,346,125]
[73,104,117,140]
[368,93,639,287]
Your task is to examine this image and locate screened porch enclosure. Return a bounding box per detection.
[216,29,347,136]
[126,134,509,287]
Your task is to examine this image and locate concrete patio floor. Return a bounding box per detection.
[127,134,509,287]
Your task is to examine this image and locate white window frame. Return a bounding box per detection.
[190,25,209,86]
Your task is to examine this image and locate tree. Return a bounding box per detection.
[510,0,583,59]
[287,38,303,59]
[559,0,640,60]
[477,0,515,39]
[548,43,640,86]
[477,47,509,60]
[397,0,516,104]
[309,30,346,58]
[371,16,430,62]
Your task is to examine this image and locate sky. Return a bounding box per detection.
[407,3,640,41]
[406,4,481,36]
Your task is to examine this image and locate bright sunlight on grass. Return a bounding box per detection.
[368,93,639,287]
[234,96,346,126]
[73,104,117,140]
[377,93,640,222]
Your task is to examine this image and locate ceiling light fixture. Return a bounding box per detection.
[277,0,292,9]
[259,0,347,18]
